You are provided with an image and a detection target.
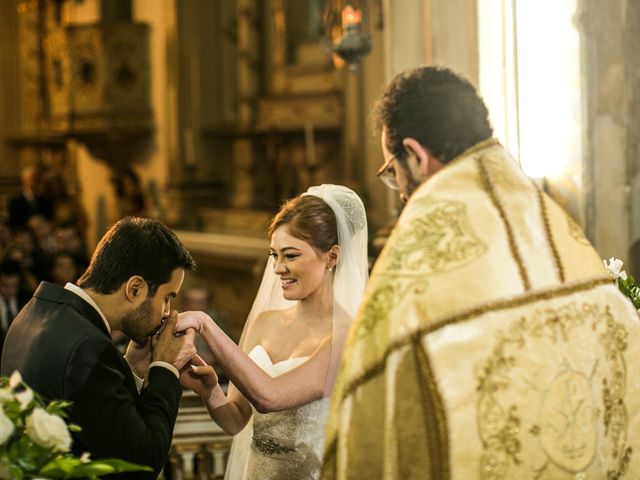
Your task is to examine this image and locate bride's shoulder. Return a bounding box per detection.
[252,309,290,329]
[242,309,290,349]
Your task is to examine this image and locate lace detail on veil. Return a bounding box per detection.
[337,194,367,233]
[305,185,366,235]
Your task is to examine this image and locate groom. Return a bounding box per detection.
[1,217,197,479]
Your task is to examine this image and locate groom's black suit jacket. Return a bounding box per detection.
[0,282,181,479]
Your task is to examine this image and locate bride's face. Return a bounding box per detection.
[270,225,330,301]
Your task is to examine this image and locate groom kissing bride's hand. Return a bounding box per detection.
[173,311,221,399]
[152,310,198,371]
[125,310,198,380]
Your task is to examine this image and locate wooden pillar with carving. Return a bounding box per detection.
[231,0,259,209]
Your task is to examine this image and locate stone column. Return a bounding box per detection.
[625,1,640,275]
[579,0,630,265]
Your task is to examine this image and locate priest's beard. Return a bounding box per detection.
[398,160,421,200]
[405,175,421,199]
[121,297,157,344]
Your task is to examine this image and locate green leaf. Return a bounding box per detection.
[3,400,23,421]
[615,275,640,309]
[8,463,24,480]
[39,457,152,478]
[87,458,154,473]
[16,457,36,471]
[45,399,73,418]
[39,456,76,475]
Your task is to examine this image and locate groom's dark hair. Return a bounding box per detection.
[77,217,196,296]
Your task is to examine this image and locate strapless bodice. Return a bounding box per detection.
[245,345,330,479]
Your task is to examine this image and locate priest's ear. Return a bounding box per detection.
[402,137,445,181]
[124,275,148,303]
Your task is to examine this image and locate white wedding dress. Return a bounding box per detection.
[225,345,330,480]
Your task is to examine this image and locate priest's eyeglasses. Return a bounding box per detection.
[376,156,399,190]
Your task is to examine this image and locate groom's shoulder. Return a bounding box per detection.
[6,286,113,369]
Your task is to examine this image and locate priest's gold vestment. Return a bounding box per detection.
[321,139,640,479]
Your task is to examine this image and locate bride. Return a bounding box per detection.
[177,184,368,479]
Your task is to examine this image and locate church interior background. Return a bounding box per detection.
[0,0,639,476]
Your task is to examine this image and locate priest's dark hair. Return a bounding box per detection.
[372,66,493,165]
[77,217,196,296]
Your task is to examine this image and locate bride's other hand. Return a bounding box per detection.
[176,310,212,335]
[180,354,218,398]
[124,338,151,378]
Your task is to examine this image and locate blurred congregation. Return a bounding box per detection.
[0,165,90,352]
[0,162,230,358]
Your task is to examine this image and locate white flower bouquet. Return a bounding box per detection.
[0,371,151,479]
[604,257,640,309]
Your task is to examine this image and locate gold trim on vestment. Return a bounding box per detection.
[444,137,501,168]
[415,340,450,479]
[323,437,337,478]
[476,156,531,290]
[337,276,611,406]
[534,180,565,282]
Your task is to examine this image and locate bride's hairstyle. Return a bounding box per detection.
[268,196,338,252]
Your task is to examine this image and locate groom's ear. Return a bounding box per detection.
[124,276,148,303]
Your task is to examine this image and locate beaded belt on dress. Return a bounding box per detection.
[252,434,296,456]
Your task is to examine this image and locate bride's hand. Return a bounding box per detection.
[124,338,151,378]
[176,311,211,335]
[179,354,218,398]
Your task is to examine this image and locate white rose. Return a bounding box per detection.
[25,408,72,452]
[8,371,22,389]
[15,388,33,409]
[604,257,628,280]
[0,409,15,445]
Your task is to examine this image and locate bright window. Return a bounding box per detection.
[477,0,583,181]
